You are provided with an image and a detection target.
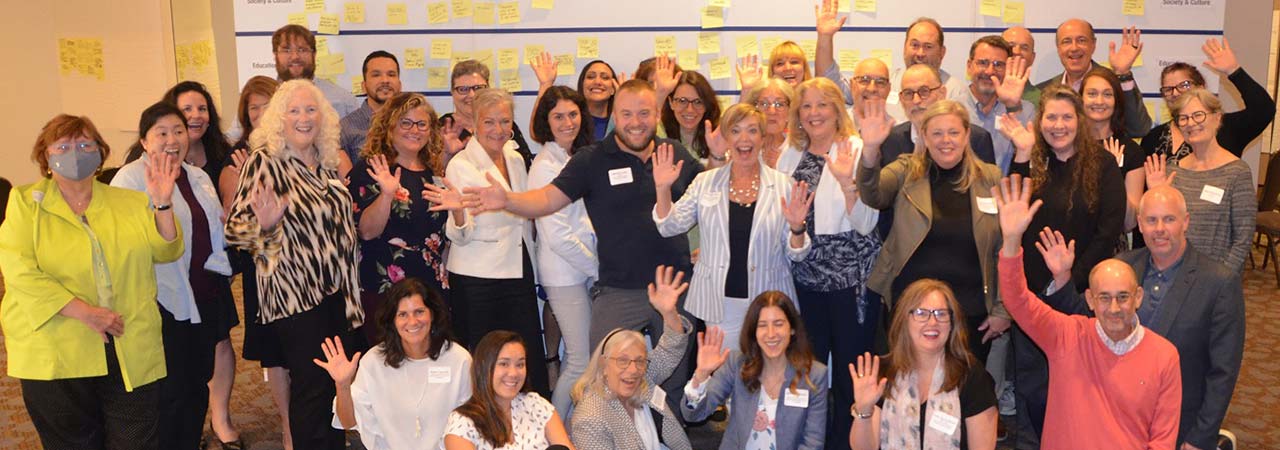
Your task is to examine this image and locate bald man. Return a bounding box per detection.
[1035,18,1153,137]
[1002,26,1042,105]
[848,58,898,126]
[994,175,1181,450]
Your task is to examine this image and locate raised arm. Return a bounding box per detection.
[646,266,692,383]
[994,175,1074,355]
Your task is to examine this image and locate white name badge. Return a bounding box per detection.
[650,386,667,412]
[976,196,999,214]
[428,366,451,384]
[608,167,634,186]
[1200,185,1225,205]
[927,410,961,435]
[783,388,810,408]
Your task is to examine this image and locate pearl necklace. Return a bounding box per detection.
[727,172,760,207]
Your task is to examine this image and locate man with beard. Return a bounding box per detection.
[1035,19,1152,138]
[960,35,1033,174]
[271,24,360,119]
[340,51,403,161]
[454,79,702,415]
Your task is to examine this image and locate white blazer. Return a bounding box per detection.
[445,138,537,281]
[653,162,811,324]
[111,155,233,322]
[775,136,878,236]
[527,142,598,287]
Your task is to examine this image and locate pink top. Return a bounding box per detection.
[999,251,1181,450]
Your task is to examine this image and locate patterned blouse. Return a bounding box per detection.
[442,393,555,450]
[225,148,363,327]
[349,160,450,295]
[789,151,882,292]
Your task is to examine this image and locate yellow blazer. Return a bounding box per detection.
[0,179,183,391]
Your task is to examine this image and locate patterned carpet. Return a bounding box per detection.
[2,249,1278,449]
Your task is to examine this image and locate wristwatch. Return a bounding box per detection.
[851,405,874,419]
[153,203,172,211]
[1116,72,1135,82]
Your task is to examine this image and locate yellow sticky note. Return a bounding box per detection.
[428,67,449,88]
[838,0,850,12]
[497,48,519,70]
[1122,0,1144,16]
[344,2,366,23]
[387,3,408,24]
[709,0,731,7]
[85,39,105,81]
[431,39,453,60]
[175,44,191,70]
[980,0,1000,17]
[678,49,698,69]
[838,50,860,72]
[473,49,494,70]
[1134,54,1143,68]
[871,49,892,69]
[352,76,365,95]
[532,0,554,9]
[306,0,325,13]
[760,37,782,56]
[654,36,676,57]
[192,41,212,69]
[524,44,545,64]
[701,6,724,29]
[1002,1,1024,24]
[717,95,735,112]
[404,48,426,69]
[577,37,599,59]
[428,2,449,23]
[473,2,495,25]
[288,12,308,26]
[800,39,817,61]
[498,2,520,24]
[452,0,473,18]
[735,35,758,58]
[708,57,731,80]
[317,53,345,75]
[317,13,341,34]
[315,36,329,56]
[854,0,875,12]
[698,32,720,55]
[58,39,74,75]
[451,50,471,68]
[318,75,338,86]
[555,54,575,75]
[499,69,522,92]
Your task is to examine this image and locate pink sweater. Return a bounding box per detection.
[999,251,1182,450]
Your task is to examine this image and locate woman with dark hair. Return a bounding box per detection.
[443,330,573,450]
[660,71,723,163]
[1079,68,1146,233]
[1142,38,1275,162]
[682,292,828,450]
[441,60,533,167]
[111,101,234,449]
[577,60,620,141]
[848,279,997,450]
[314,278,472,450]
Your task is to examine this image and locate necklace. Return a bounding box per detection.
[727,172,760,207]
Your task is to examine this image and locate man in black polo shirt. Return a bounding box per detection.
[461,79,702,411]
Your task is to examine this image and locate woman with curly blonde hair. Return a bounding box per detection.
[225,79,366,450]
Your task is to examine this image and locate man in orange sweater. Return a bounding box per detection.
[993,175,1182,449]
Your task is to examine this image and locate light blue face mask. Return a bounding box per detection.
[48,149,102,181]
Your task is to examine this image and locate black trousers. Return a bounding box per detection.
[798,285,879,450]
[1011,323,1048,450]
[157,307,218,449]
[447,249,549,397]
[20,341,160,450]
[272,292,367,450]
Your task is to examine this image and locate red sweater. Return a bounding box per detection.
[999,251,1182,450]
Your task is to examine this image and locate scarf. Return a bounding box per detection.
[880,357,963,450]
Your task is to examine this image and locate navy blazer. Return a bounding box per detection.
[875,121,997,238]
[681,352,828,450]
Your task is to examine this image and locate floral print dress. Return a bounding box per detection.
[350,160,450,296]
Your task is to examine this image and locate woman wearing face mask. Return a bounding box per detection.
[857,100,1010,364]
[1145,88,1257,274]
[1,114,182,450]
[660,71,724,165]
[225,80,366,450]
[1079,69,1147,234]
[652,103,813,348]
[441,60,533,168]
[314,278,472,450]
[443,330,573,450]
[847,279,997,450]
[570,266,693,450]
[743,79,797,168]
[1142,38,1275,163]
[111,102,234,449]
[682,292,828,450]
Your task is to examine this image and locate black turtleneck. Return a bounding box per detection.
[892,164,986,317]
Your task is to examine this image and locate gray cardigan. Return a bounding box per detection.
[680,352,828,450]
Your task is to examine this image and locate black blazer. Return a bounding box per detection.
[874,121,998,237]
[1043,245,1245,450]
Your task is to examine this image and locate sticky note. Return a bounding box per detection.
[1122,0,1144,16]
[980,0,1000,17]
[428,67,449,88]
[352,76,365,95]
[500,70,522,92]
[838,0,850,12]
[404,48,426,69]
[315,36,329,56]
[800,39,817,61]
[761,37,782,56]
[473,2,495,25]
[708,57,731,80]
[709,0,731,7]
[317,13,341,34]
[175,44,190,70]
[306,0,325,13]
[318,75,338,86]
[1134,54,1144,67]
[838,50,860,72]
[497,48,519,70]
[524,44,545,64]
[428,2,449,23]
[871,49,892,69]
[577,37,599,59]
[473,49,494,69]
[192,41,212,69]
[1002,1,1024,24]
[854,0,875,12]
[717,95,735,112]
[498,2,520,24]
[698,33,720,54]
[344,2,365,23]
[287,12,308,26]
[451,50,471,68]
[452,0,472,18]
[701,6,724,29]
[654,36,676,57]
[555,54,575,75]
[431,39,453,59]
[678,49,698,69]
[531,0,554,9]
[387,3,408,24]
[317,53,345,75]
[736,35,758,57]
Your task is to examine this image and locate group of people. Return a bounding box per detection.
[1,3,1269,449]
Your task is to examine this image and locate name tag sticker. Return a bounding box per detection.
[650,386,667,412]
[608,167,634,186]
[428,366,451,384]
[783,388,810,407]
[1200,185,1225,205]
[928,410,961,435]
[976,196,998,214]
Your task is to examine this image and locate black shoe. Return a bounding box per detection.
[710,405,728,422]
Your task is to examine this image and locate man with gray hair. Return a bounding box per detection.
[1035,18,1153,137]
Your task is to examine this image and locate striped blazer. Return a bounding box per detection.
[653,162,810,324]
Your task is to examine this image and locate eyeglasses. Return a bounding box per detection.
[49,142,99,155]
[1093,292,1135,306]
[670,97,705,109]
[398,119,431,131]
[1159,80,1196,97]
[452,84,488,95]
[899,85,942,100]
[1175,111,1210,126]
[908,308,952,323]
[607,357,649,370]
[971,59,1007,70]
[276,47,314,56]
[755,100,791,110]
[853,75,891,88]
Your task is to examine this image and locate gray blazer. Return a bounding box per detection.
[1044,245,1245,450]
[681,352,828,450]
[570,321,692,450]
[1035,62,1153,138]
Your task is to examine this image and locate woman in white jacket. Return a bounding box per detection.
[652,103,813,347]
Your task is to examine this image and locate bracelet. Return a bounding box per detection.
[153,203,172,211]
[1004,102,1023,113]
[1116,72,1135,82]
[851,404,874,419]
[790,225,806,236]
